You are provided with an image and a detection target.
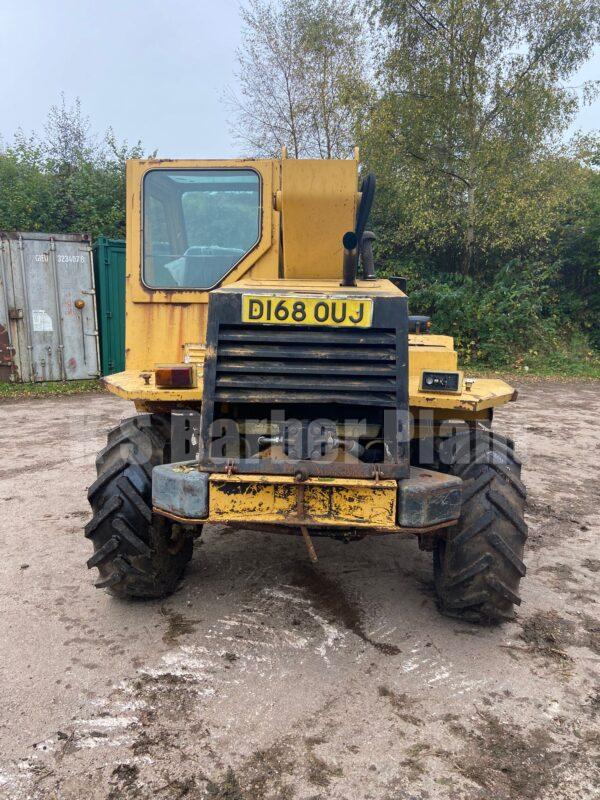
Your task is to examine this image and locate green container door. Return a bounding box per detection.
[93,237,125,375]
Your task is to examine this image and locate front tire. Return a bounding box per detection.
[85,414,194,599]
[429,429,527,624]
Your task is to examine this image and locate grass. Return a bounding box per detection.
[514,351,600,379]
[468,354,600,381]
[463,335,600,381]
[0,379,104,401]
[469,361,600,382]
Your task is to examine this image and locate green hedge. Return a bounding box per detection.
[383,259,599,374]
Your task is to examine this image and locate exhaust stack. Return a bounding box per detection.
[341,231,358,287]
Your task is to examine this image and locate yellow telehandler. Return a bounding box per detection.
[85,152,526,623]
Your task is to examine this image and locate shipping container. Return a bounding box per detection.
[0,231,100,383]
[93,237,126,376]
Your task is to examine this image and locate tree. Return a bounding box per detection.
[0,132,56,233]
[229,0,370,158]
[554,135,600,347]
[364,0,600,273]
[0,95,146,239]
[45,93,95,169]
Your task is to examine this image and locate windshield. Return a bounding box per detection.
[143,168,261,289]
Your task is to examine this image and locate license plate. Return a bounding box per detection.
[242,295,373,328]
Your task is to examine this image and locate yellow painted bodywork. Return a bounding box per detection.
[107,368,514,414]
[409,334,457,374]
[279,158,358,279]
[121,155,358,371]
[104,369,203,404]
[410,376,514,411]
[408,334,514,412]
[123,158,280,370]
[105,153,515,418]
[207,474,398,530]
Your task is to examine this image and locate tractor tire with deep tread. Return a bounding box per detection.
[428,429,527,624]
[85,414,194,598]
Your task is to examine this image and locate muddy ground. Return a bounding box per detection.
[0,381,598,800]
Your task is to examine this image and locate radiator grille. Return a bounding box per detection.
[214,324,398,406]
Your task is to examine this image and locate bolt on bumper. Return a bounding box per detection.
[152,463,462,533]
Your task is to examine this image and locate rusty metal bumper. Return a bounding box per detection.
[152,463,462,534]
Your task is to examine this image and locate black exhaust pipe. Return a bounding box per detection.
[341,230,358,287]
[360,230,376,280]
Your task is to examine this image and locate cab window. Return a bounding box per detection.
[143,169,261,289]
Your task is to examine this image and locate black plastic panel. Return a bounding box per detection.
[421,371,461,393]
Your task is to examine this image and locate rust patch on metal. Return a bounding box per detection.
[0,324,15,381]
[152,507,204,525]
[296,483,306,520]
[300,525,318,562]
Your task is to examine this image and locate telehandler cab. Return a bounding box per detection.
[86,152,527,624]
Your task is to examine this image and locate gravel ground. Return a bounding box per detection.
[0,381,598,800]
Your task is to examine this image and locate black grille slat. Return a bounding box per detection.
[214,324,399,406]
[218,344,395,361]
[219,328,396,345]
[216,374,396,391]
[215,389,398,406]
[216,359,397,376]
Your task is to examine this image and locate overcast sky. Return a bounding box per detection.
[1,0,598,159]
